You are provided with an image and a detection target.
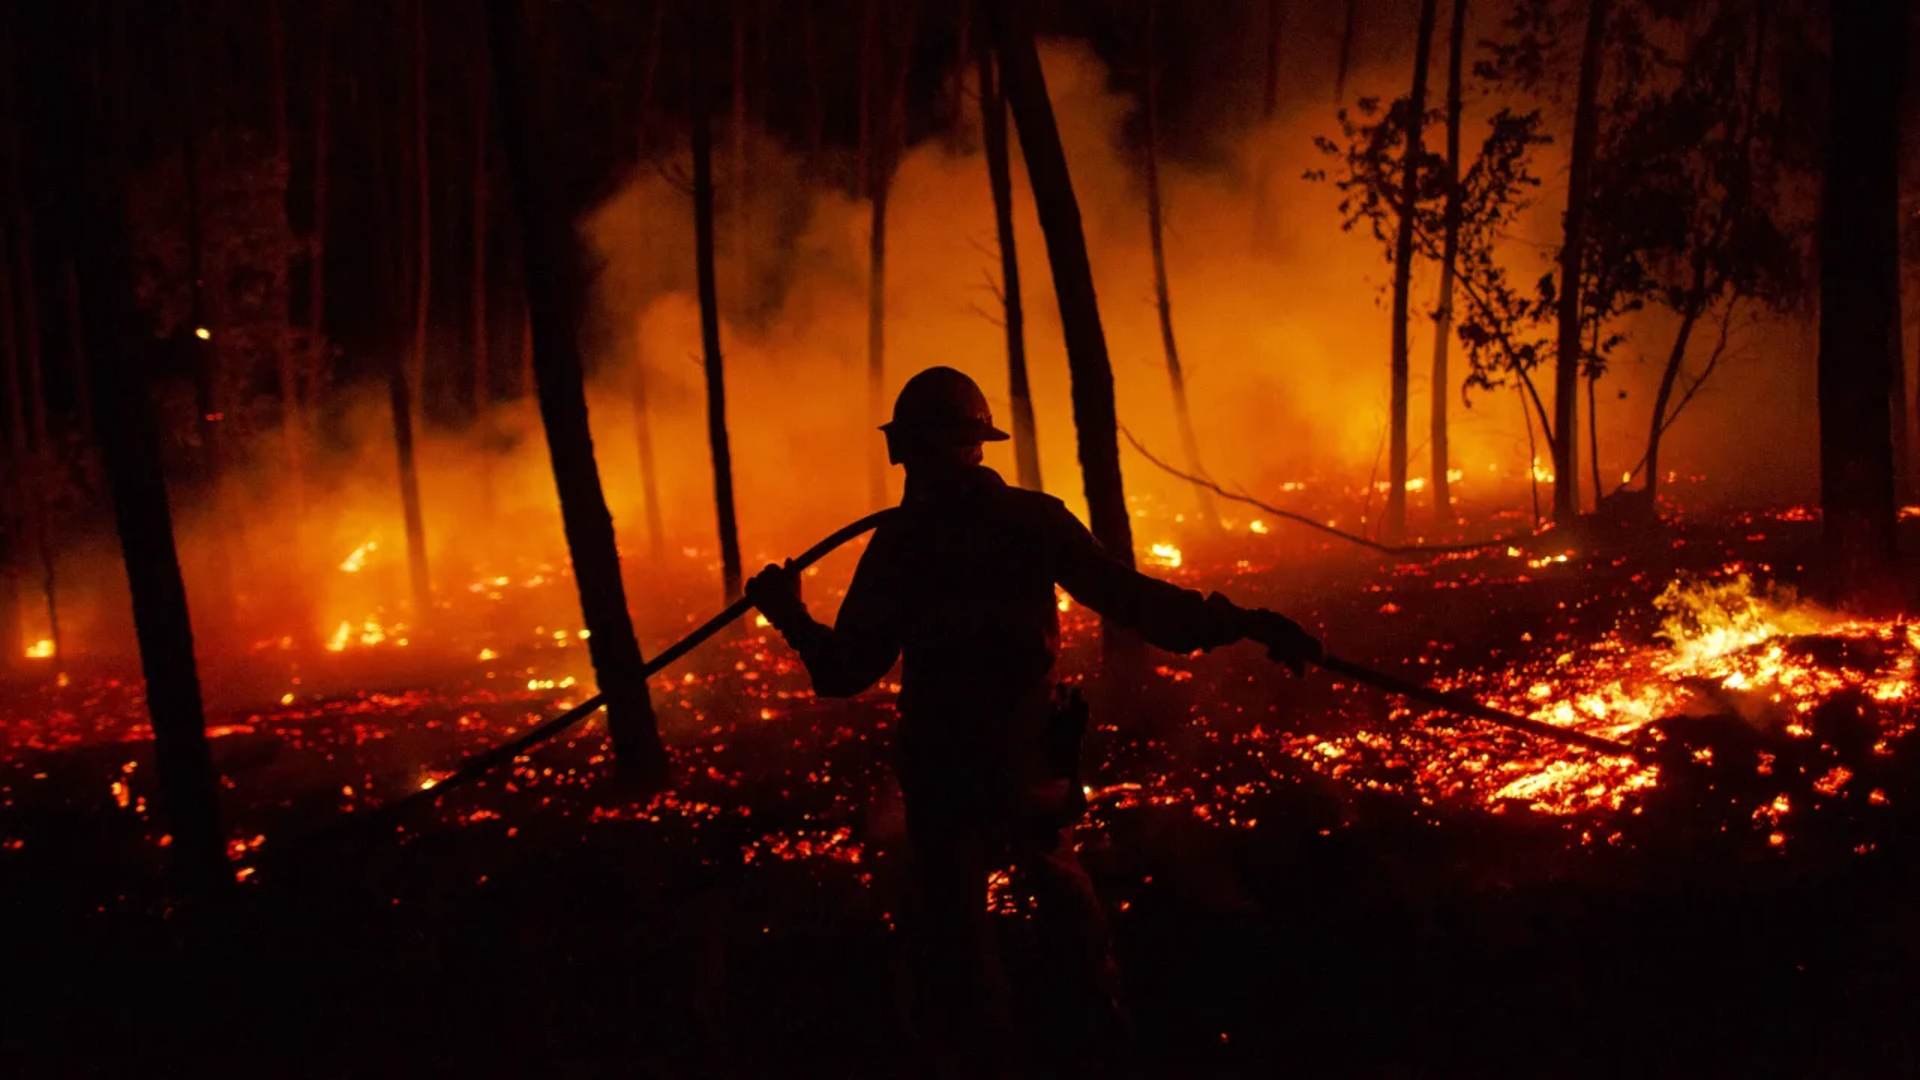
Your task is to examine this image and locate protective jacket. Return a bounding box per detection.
[766,464,1245,811]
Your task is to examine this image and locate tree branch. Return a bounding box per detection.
[1120,426,1528,556]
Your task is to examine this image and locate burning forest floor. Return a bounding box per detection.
[9,502,1920,1074]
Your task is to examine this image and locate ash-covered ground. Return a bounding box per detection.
[7,501,1920,1074]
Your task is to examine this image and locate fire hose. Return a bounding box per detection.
[360,509,898,829]
[1314,654,1643,758]
[362,513,1642,833]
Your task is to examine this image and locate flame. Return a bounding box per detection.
[1146,542,1183,570]
[338,541,378,573]
[1653,573,1820,671]
[23,639,53,659]
[324,617,405,652]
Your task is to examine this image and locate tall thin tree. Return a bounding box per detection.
[372,17,431,614]
[631,0,667,560]
[271,0,306,524]
[411,0,431,424]
[486,0,668,779]
[307,0,330,450]
[0,213,21,665]
[1428,0,1466,524]
[975,37,1042,491]
[1818,0,1903,601]
[693,32,745,603]
[1264,0,1284,120]
[1384,0,1439,542]
[1549,0,1609,521]
[1144,0,1214,527]
[865,1,914,509]
[991,1,1134,566]
[471,17,498,522]
[1335,0,1357,104]
[2,30,55,664]
[72,3,224,887]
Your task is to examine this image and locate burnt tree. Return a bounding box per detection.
[975,36,1042,491]
[472,23,495,517]
[1384,0,1439,541]
[1144,0,1214,527]
[991,2,1134,566]
[71,7,224,887]
[1264,0,1284,120]
[693,35,745,603]
[270,0,306,524]
[1817,0,1903,601]
[865,0,913,510]
[373,48,431,614]
[1550,0,1608,521]
[1336,0,1357,104]
[1428,0,1466,524]
[486,0,667,778]
[399,0,431,609]
[630,0,667,561]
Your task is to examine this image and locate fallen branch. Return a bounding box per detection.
[1120,427,1525,556]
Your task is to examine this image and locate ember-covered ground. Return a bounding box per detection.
[8,498,1920,1074]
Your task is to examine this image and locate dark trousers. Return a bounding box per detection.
[900,784,1119,1063]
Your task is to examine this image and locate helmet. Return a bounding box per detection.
[879,366,1011,447]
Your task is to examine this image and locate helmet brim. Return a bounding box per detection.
[880,420,1012,444]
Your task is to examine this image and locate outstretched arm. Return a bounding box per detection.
[1046,502,1321,669]
[746,544,901,698]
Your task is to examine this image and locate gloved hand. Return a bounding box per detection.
[744,560,808,630]
[1241,608,1324,676]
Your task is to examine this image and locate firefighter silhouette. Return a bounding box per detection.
[746,366,1322,1053]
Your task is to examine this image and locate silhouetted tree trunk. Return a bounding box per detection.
[1335,0,1357,104]
[976,38,1041,491]
[1894,308,1910,502]
[1818,0,1903,601]
[632,312,665,561]
[1385,0,1438,542]
[472,25,496,519]
[1145,0,1214,528]
[0,214,25,666]
[1264,0,1284,120]
[992,2,1134,565]
[856,0,876,197]
[411,0,431,423]
[1642,277,1704,503]
[307,3,329,437]
[4,146,55,664]
[1551,0,1608,522]
[23,283,55,666]
[693,45,744,602]
[631,0,666,559]
[487,0,667,779]
[271,0,306,525]
[73,8,223,887]
[1428,0,1465,524]
[1587,364,1601,505]
[731,0,749,312]
[372,27,431,614]
[865,1,913,510]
